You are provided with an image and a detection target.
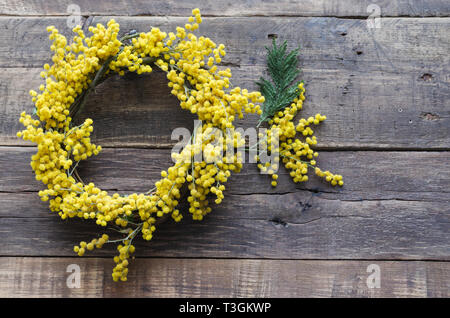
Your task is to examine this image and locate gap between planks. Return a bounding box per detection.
[1,0,449,18]
[0,255,449,262]
[1,14,450,18]
[3,144,450,151]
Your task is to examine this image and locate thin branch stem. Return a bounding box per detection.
[280,152,315,168]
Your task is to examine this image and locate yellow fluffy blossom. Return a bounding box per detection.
[18,9,266,282]
[256,83,343,186]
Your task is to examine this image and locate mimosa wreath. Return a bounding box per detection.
[18,9,343,282]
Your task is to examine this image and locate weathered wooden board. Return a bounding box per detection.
[0,16,449,149]
[3,68,449,149]
[1,0,449,17]
[0,257,448,297]
[1,147,449,202]
[1,147,449,260]
[2,16,449,70]
[0,191,448,259]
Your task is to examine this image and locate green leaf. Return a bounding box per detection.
[257,39,302,126]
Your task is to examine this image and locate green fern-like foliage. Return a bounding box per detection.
[256,39,302,126]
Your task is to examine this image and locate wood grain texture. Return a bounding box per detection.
[1,0,449,17]
[1,16,449,149]
[1,196,448,259]
[1,148,449,259]
[2,16,449,69]
[1,147,449,201]
[0,257,448,297]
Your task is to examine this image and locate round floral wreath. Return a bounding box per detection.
[18,9,343,282]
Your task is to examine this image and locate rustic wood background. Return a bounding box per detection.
[0,0,449,297]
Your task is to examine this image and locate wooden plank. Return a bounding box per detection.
[2,16,449,69]
[0,192,448,259]
[1,0,449,17]
[1,148,448,259]
[0,257,448,297]
[3,66,449,150]
[1,16,449,149]
[1,147,449,202]
[0,68,197,148]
